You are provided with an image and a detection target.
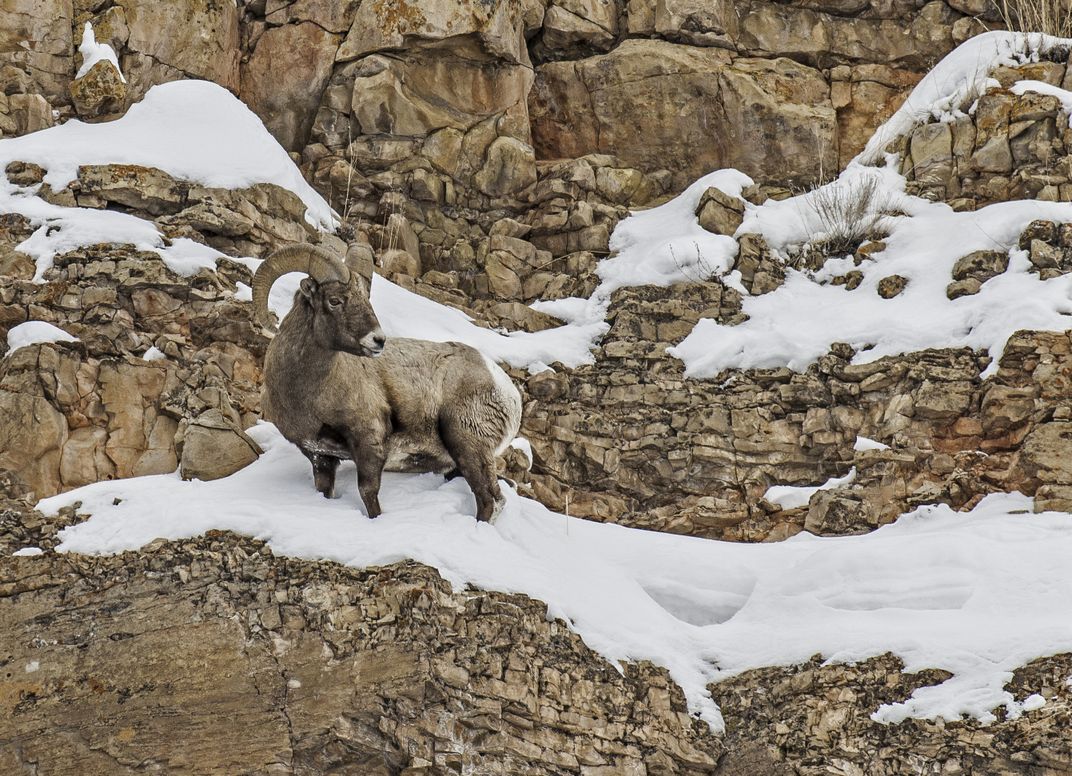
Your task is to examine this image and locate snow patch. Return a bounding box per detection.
[858,31,1072,165]
[670,174,1072,377]
[0,79,334,230]
[6,321,77,354]
[76,22,125,83]
[142,346,165,361]
[764,467,857,510]
[42,427,1072,731]
[854,436,890,452]
[13,547,44,557]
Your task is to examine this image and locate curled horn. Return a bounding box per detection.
[251,244,350,329]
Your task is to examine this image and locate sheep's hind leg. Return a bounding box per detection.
[440,417,502,523]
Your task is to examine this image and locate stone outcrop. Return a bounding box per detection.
[519,275,1072,538]
[530,41,838,189]
[893,58,1072,207]
[0,532,721,775]
[69,59,126,120]
[712,652,1072,775]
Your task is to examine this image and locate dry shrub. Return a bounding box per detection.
[804,174,891,256]
[996,0,1072,36]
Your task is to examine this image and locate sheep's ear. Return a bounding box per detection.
[298,277,318,300]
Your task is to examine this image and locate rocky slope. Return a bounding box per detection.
[2,4,1072,776]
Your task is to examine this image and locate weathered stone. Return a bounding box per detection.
[69,60,127,119]
[539,4,617,57]
[696,186,744,236]
[952,249,1009,281]
[337,0,537,65]
[117,0,241,100]
[530,40,837,188]
[946,277,982,299]
[77,164,189,215]
[876,274,908,298]
[1020,422,1072,487]
[0,544,722,774]
[179,409,261,481]
[7,93,53,134]
[241,22,341,151]
[0,0,72,101]
[474,136,538,197]
[909,121,953,185]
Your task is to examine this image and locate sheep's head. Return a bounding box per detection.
[252,242,385,357]
[300,272,384,357]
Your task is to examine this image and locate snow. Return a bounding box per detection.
[657,33,1072,379]
[763,467,857,510]
[519,169,753,367]
[597,169,752,295]
[159,238,227,277]
[6,321,77,354]
[142,346,165,361]
[0,80,334,230]
[257,265,603,373]
[41,425,1072,731]
[24,660,40,672]
[76,22,125,83]
[854,436,890,452]
[13,547,43,557]
[672,178,1072,377]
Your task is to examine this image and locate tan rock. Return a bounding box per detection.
[877,274,908,299]
[0,0,72,100]
[264,0,361,32]
[952,249,1009,281]
[530,40,836,188]
[1020,422,1072,486]
[77,165,189,215]
[541,4,617,56]
[0,547,722,774]
[7,93,53,134]
[179,409,261,481]
[338,0,536,64]
[475,136,538,197]
[70,60,127,120]
[241,22,341,151]
[118,0,240,98]
[696,186,744,235]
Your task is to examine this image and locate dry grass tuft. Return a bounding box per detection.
[996,0,1072,37]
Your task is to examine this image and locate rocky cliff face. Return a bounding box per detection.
[0,534,720,775]
[2,4,1072,776]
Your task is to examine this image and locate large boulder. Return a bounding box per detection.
[103,0,241,99]
[70,60,128,120]
[0,0,73,102]
[530,39,837,187]
[337,0,543,65]
[240,22,342,152]
[179,409,261,482]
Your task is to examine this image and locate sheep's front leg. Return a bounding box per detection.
[311,454,339,499]
[349,435,386,518]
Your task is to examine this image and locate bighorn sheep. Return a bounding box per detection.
[252,243,522,522]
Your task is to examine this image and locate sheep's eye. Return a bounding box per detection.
[328,297,343,308]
